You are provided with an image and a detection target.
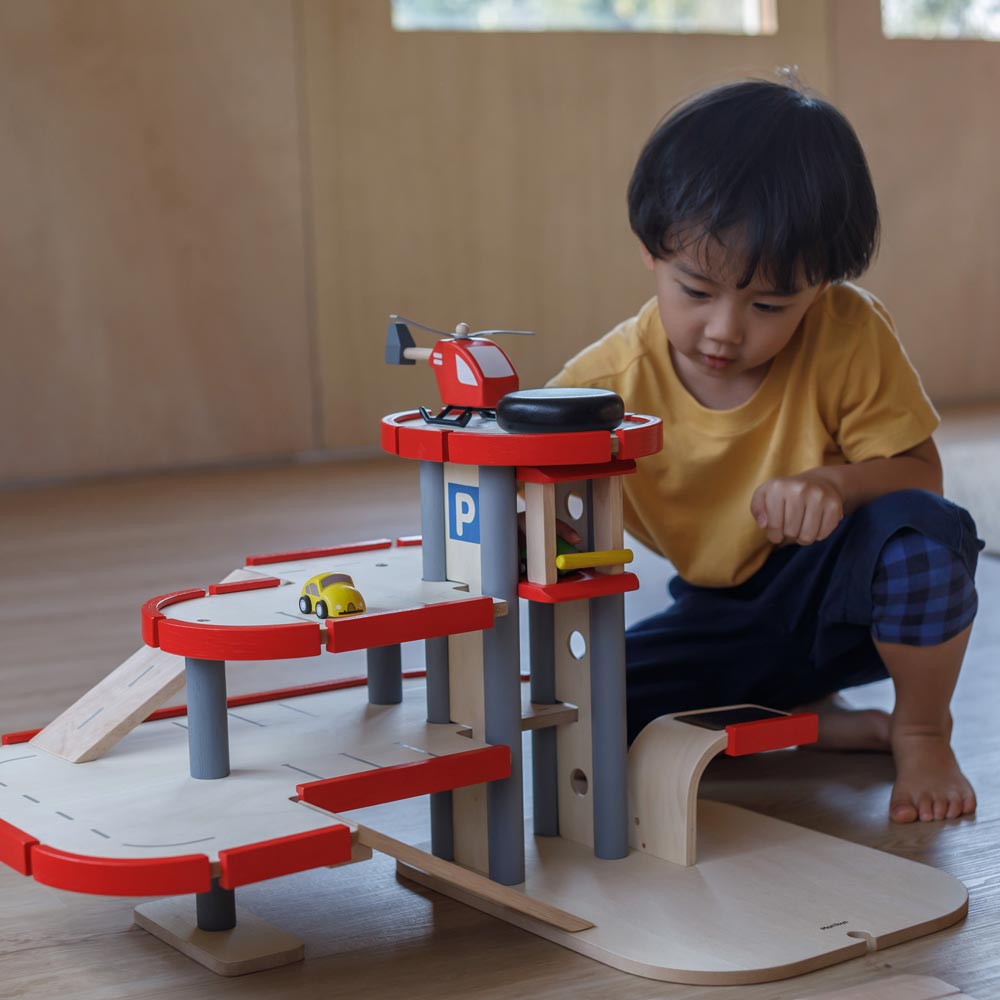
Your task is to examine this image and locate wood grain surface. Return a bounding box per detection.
[1,452,998,997]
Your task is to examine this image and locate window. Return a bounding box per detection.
[392,0,777,36]
[882,0,1000,40]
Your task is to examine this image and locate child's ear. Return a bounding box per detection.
[639,243,656,272]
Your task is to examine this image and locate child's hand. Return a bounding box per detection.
[750,473,844,546]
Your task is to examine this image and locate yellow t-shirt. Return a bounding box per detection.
[546,284,939,588]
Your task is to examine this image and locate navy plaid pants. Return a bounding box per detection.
[625,490,984,743]
[871,529,978,645]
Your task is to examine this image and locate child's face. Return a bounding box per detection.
[642,236,828,407]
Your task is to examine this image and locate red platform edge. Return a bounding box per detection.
[245,538,393,566]
[218,824,353,889]
[517,459,637,484]
[155,618,323,662]
[518,570,640,604]
[614,414,663,460]
[725,712,819,756]
[208,576,282,596]
[297,744,511,813]
[325,595,496,653]
[395,535,422,547]
[381,410,662,466]
[141,588,208,647]
[0,818,39,875]
[29,845,212,896]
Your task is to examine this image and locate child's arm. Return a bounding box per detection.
[750,438,942,546]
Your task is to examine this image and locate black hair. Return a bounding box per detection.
[627,78,880,292]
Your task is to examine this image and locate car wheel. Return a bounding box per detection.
[315,600,329,619]
[299,596,312,614]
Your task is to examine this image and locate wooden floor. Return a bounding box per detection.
[2,441,999,999]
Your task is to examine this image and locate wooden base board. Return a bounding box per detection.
[134,897,304,976]
[396,800,968,987]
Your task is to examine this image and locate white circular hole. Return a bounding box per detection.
[570,769,589,797]
[568,630,587,660]
[565,492,585,521]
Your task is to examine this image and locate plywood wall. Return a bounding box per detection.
[0,0,315,485]
[829,0,1000,401]
[2,0,997,485]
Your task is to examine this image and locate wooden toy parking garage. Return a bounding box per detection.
[0,361,969,983]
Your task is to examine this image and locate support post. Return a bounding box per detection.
[367,644,402,705]
[479,465,525,885]
[184,658,230,780]
[196,878,237,932]
[589,594,628,859]
[529,601,559,837]
[420,460,454,859]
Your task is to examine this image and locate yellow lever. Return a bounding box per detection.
[555,548,634,571]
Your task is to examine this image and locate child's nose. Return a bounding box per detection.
[707,307,744,345]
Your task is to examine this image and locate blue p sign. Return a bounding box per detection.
[448,483,480,544]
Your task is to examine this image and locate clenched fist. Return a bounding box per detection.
[750,473,844,546]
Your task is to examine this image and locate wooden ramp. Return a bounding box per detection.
[30,568,262,763]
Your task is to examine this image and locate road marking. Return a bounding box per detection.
[121,837,216,848]
[77,708,104,730]
[282,763,325,780]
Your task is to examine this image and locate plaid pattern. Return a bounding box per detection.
[871,529,978,646]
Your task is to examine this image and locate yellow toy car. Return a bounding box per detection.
[298,572,366,619]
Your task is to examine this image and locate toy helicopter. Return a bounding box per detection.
[384,314,533,427]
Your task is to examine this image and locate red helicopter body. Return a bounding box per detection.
[428,336,519,410]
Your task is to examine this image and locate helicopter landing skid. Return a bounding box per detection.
[418,405,496,427]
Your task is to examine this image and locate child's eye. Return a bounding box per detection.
[754,302,786,314]
[680,284,710,300]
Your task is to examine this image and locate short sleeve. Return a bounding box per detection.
[835,306,939,462]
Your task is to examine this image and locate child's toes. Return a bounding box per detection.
[890,796,918,823]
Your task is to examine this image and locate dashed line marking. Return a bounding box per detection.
[276,702,319,718]
[22,795,40,803]
[56,811,74,820]
[340,752,380,768]
[121,837,216,848]
[282,763,325,780]
[396,742,437,757]
[91,829,111,839]
[0,755,37,765]
[128,664,157,687]
[171,720,189,730]
[77,708,104,730]
[227,712,265,727]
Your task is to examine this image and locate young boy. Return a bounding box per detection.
[546,79,983,824]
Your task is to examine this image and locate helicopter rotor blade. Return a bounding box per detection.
[469,329,535,337]
[388,314,453,338]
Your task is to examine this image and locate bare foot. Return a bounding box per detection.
[889,726,977,823]
[795,694,891,752]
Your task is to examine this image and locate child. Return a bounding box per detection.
[546,78,983,824]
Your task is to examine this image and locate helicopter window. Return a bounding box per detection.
[468,344,514,378]
[455,356,478,386]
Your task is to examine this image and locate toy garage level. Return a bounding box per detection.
[0,353,968,983]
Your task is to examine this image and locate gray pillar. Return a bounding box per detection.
[529,602,559,836]
[589,593,628,859]
[479,465,525,885]
[420,460,454,858]
[184,658,230,780]
[196,877,236,931]
[420,460,447,581]
[367,644,402,704]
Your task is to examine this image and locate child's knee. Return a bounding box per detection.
[871,528,977,646]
